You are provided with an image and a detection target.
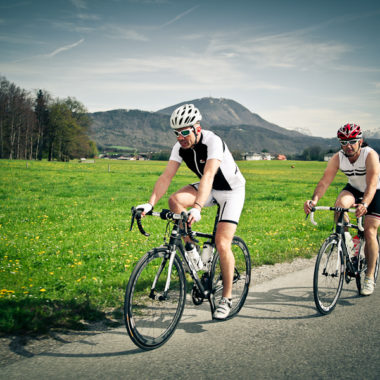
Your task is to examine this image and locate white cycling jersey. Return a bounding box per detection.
[169,130,245,191]
[339,146,380,192]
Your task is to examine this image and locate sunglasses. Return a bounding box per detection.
[173,128,192,137]
[340,139,360,146]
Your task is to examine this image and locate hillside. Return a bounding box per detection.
[88,97,380,155]
[158,97,303,138]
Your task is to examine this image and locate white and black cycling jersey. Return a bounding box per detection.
[169,130,245,191]
[339,146,380,192]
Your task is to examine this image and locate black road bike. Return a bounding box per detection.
[124,206,251,350]
[309,206,379,315]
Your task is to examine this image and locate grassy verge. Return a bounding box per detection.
[0,159,346,333]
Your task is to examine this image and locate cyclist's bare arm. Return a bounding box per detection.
[195,158,221,207]
[188,158,221,225]
[304,153,339,214]
[148,160,181,209]
[356,150,380,217]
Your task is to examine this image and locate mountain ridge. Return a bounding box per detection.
[88,97,380,155]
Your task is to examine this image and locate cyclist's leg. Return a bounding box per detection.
[213,186,245,299]
[364,216,380,279]
[215,222,237,298]
[334,187,357,231]
[364,189,380,280]
[335,187,356,222]
[169,183,215,212]
[168,184,197,213]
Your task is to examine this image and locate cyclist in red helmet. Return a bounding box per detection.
[304,123,380,296]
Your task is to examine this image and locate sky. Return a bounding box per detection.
[0,0,379,138]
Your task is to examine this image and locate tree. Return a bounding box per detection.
[34,90,50,160]
[0,76,99,161]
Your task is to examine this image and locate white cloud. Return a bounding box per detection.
[262,106,377,138]
[85,55,245,85]
[76,13,100,21]
[207,31,350,71]
[160,5,200,28]
[103,25,149,41]
[70,0,87,10]
[44,38,84,58]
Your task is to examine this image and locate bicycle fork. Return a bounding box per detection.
[322,239,341,278]
[149,248,176,301]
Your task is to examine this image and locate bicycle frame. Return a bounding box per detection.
[132,206,221,313]
[310,206,364,277]
[165,209,222,310]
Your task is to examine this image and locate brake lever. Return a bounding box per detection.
[130,207,137,232]
[182,211,199,243]
[130,207,151,237]
[137,214,150,237]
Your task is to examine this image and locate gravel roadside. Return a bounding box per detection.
[0,256,316,367]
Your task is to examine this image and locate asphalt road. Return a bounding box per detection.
[1,262,379,380]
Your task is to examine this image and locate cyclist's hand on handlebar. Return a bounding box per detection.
[187,207,201,226]
[304,200,316,215]
[354,202,368,218]
[135,202,153,217]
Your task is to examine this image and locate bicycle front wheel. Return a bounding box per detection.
[313,235,344,315]
[124,247,186,350]
[211,236,251,319]
[356,236,380,294]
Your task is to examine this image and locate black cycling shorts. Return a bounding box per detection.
[342,183,380,219]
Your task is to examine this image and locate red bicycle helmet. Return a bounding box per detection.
[337,123,362,140]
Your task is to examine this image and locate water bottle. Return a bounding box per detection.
[344,232,354,255]
[352,235,360,257]
[201,242,214,269]
[185,242,203,271]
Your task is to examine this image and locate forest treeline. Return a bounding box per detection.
[0,76,97,161]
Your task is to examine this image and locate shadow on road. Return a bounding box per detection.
[6,284,362,360]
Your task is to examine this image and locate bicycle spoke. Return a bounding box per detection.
[314,236,344,315]
[124,249,186,350]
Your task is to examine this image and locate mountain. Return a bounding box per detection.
[89,109,175,151]
[364,129,380,139]
[88,97,380,155]
[158,97,303,138]
[293,127,313,136]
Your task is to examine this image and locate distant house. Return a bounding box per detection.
[277,154,287,160]
[324,153,334,161]
[244,153,263,161]
[78,158,95,163]
[244,152,274,160]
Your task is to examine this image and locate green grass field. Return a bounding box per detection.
[0,159,347,333]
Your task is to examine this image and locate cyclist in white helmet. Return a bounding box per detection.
[304,123,380,296]
[135,103,246,319]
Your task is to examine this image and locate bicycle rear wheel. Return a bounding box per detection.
[313,235,344,315]
[356,236,380,294]
[211,236,251,319]
[124,247,186,350]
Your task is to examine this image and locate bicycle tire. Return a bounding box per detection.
[124,247,186,350]
[210,236,251,319]
[313,235,344,315]
[356,236,380,294]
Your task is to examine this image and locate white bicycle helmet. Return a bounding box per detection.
[170,104,202,129]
